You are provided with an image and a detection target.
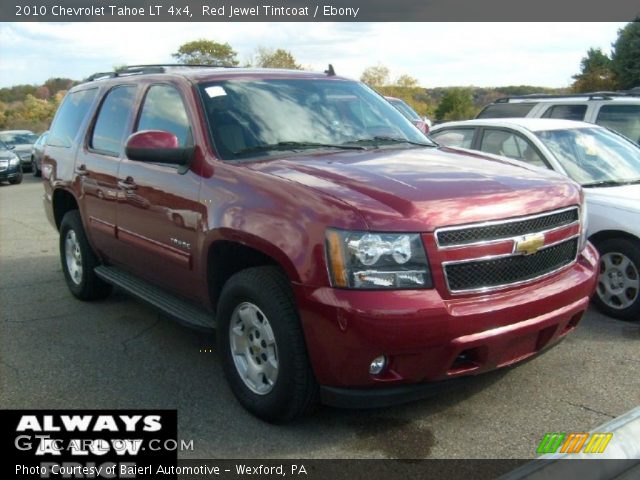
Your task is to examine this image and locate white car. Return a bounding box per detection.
[431,118,640,320]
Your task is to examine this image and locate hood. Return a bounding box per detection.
[247,146,581,231]
[0,150,16,160]
[585,184,640,214]
[12,144,32,154]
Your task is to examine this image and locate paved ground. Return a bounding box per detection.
[1,174,638,459]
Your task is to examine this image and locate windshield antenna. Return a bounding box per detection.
[325,64,336,76]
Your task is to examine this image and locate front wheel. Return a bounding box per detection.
[8,172,22,185]
[59,210,112,300]
[592,238,640,321]
[217,266,318,422]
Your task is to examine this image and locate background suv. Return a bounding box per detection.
[476,91,640,144]
[42,65,597,421]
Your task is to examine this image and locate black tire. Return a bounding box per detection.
[59,210,112,301]
[217,266,319,422]
[8,173,22,185]
[592,237,640,321]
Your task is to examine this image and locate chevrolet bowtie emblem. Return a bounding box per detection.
[514,233,545,255]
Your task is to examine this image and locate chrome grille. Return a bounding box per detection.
[444,238,578,293]
[436,207,579,247]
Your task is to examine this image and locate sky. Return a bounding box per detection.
[0,22,627,88]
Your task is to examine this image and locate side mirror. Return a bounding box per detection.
[8,145,15,150]
[125,130,193,165]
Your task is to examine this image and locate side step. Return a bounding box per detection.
[94,265,215,332]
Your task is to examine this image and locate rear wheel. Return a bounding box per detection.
[593,237,640,321]
[217,266,318,422]
[59,210,112,300]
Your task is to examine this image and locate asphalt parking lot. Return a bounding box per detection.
[1,173,638,459]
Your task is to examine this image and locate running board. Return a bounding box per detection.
[94,265,215,332]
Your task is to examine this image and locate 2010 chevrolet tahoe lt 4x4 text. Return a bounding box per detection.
[42,65,598,422]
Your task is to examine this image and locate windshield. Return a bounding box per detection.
[535,127,640,186]
[0,141,9,151]
[198,78,433,161]
[388,98,421,122]
[0,132,38,145]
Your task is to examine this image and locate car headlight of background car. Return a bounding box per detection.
[9,155,20,167]
[325,229,432,289]
[578,196,589,252]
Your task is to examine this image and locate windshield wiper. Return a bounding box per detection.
[582,178,640,188]
[348,136,435,148]
[234,141,366,155]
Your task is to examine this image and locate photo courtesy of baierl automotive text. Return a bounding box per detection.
[1,2,639,479]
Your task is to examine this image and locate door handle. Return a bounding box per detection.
[117,177,138,190]
[75,164,89,176]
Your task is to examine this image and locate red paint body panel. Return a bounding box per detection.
[42,69,599,395]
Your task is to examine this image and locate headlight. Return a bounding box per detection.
[578,196,589,252]
[325,229,432,289]
[9,156,20,167]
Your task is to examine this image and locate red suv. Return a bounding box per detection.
[42,65,598,422]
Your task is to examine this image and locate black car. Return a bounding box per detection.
[0,141,23,185]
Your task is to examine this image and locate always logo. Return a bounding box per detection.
[2,410,177,479]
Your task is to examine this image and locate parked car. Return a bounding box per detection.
[31,131,48,177]
[0,140,23,185]
[43,65,598,421]
[0,130,39,172]
[431,118,640,320]
[476,91,640,144]
[385,96,431,134]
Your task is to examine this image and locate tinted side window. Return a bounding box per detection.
[541,104,587,121]
[431,128,475,149]
[91,86,137,156]
[596,105,640,143]
[137,85,191,147]
[48,89,98,148]
[480,129,546,168]
[476,103,535,119]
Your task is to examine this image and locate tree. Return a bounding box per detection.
[395,74,419,88]
[611,19,640,90]
[172,39,239,66]
[360,64,390,87]
[251,47,301,69]
[571,48,616,92]
[434,88,477,121]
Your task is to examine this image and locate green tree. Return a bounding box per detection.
[571,48,616,92]
[360,64,390,88]
[434,88,478,121]
[251,47,301,69]
[611,19,640,90]
[172,39,239,66]
[395,74,419,88]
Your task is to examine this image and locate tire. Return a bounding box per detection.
[217,266,319,422]
[592,237,640,321]
[59,210,112,301]
[8,173,23,185]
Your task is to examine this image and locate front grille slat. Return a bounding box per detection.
[445,238,578,292]
[437,208,578,247]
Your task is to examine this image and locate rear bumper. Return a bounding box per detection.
[293,243,599,393]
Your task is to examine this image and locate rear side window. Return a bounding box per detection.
[431,128,475,149]
[476,103,535,119]
[91,85,137,156]
[479,129,546,168]
[48,88,98,148]
[137,85,191,147]
[541,104,587,121]
[596,105,640,144]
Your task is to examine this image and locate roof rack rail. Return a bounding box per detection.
[495,90,640,103]
[84,63,238,82]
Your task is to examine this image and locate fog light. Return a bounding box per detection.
[369,355,387,375]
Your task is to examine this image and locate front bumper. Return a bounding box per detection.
[0,164,22,180]
[293,243,598,396]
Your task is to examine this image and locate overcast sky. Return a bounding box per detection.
[0,22,627,88]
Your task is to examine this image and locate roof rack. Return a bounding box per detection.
[84,64,238,82]
[495,90,640,103]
